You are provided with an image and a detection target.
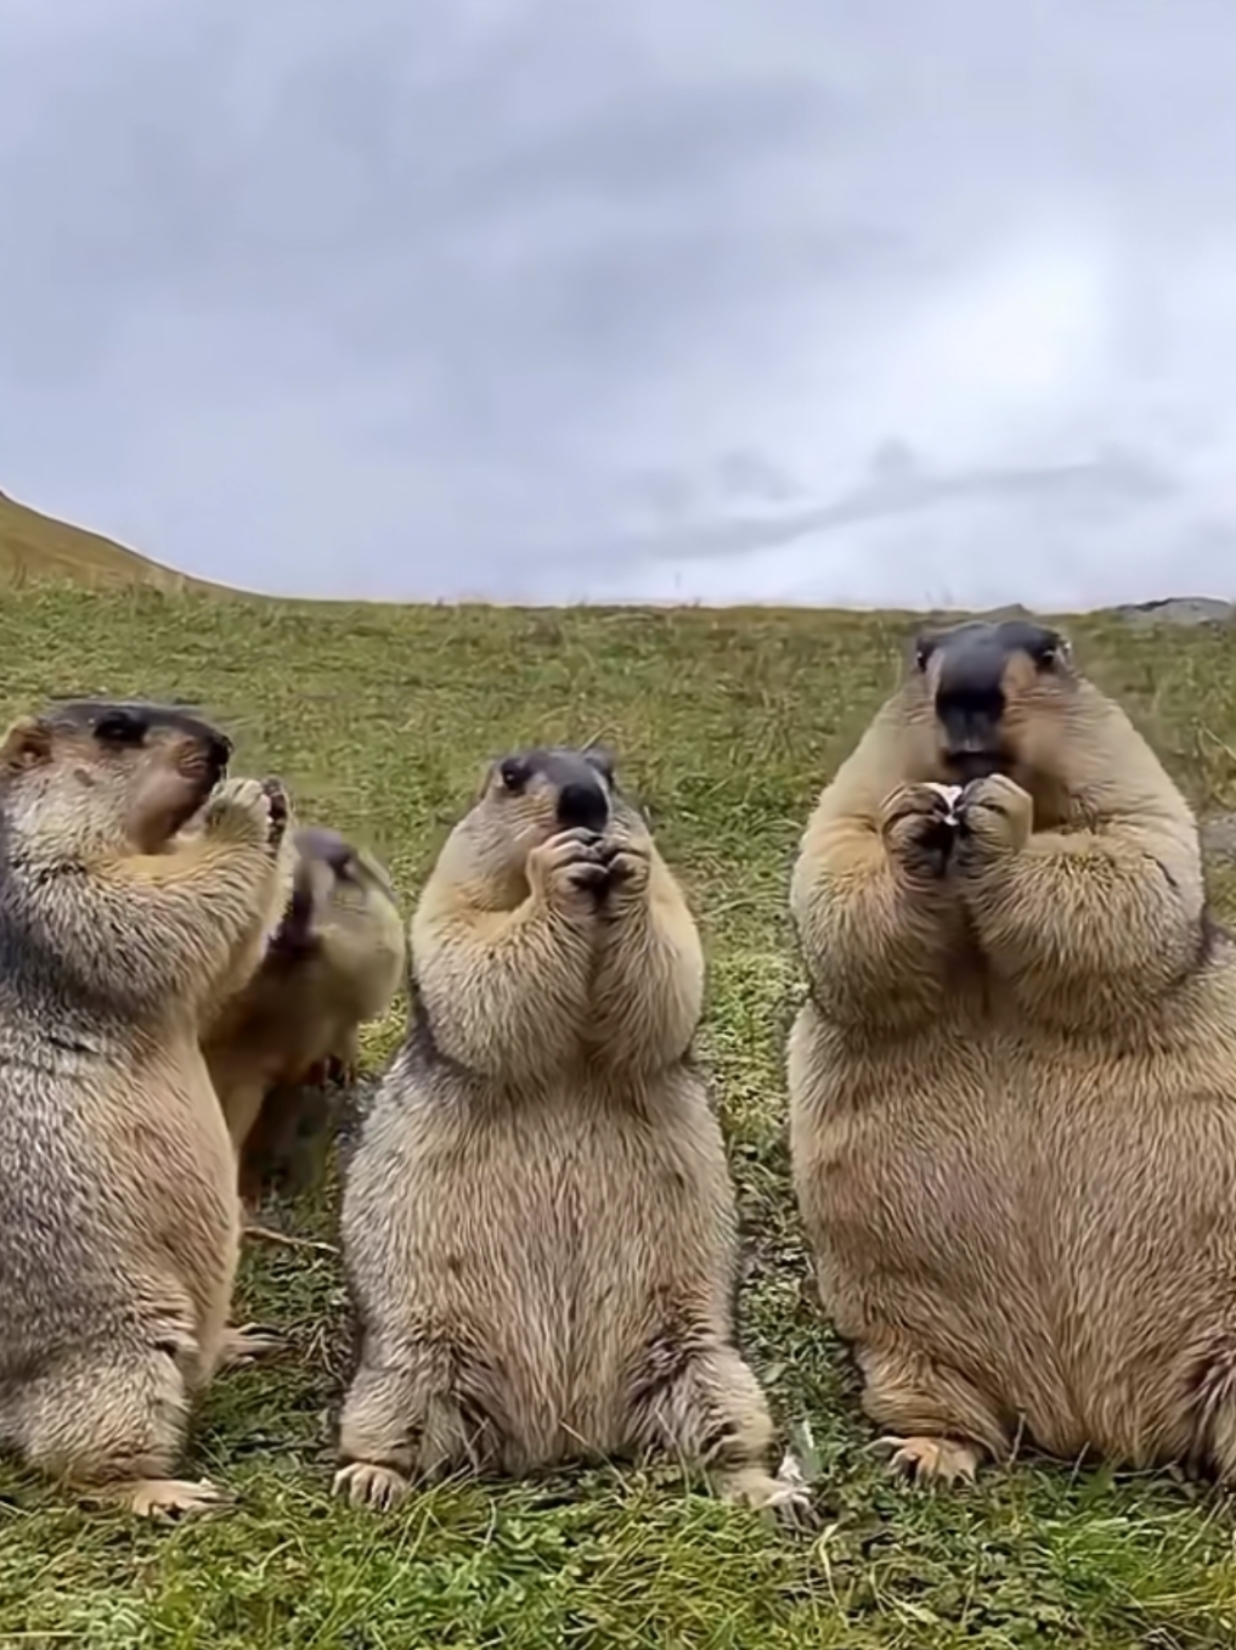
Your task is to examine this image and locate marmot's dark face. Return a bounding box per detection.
[480,744,616,859]
[17,699,235,852]
[267,826,364,964]
[295,825,359,885]
[912,620,1075,786]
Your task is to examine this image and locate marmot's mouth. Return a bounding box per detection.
[187,752,229,793]
[946,751,1006,784]
[171,756,230,833]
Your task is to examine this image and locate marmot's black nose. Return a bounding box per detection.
[206,733,232,775]
[556,778,610,834]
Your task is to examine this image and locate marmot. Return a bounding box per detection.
[200,824,406,1214]
[333,745,811,1524]
[788,618,1236,1487]
[0,699,294,1517]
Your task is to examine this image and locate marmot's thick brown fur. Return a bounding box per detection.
[788,618,1236,1487]
[0,700,294,1517]
[201,824,405,1210]
[333,746,812,1524]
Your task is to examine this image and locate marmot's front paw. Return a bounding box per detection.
[202,777,272,846]
[878,783,959,880]
[259,776,290,850]
[598,830,652,906]
[955,773,1033,863]
[527,828,609,913]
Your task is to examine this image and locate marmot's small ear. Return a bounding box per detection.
[582,743,617,785]
[0,717,53,773]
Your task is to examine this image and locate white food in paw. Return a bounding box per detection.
[923,781,963,825]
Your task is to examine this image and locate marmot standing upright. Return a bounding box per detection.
[333,746,811,1524]
[0,699,294,1516]
[788,619,1236,1487]
[201,823,406,1213]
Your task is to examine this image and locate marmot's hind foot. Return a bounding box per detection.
[720,1465,819,1531]
[332,1460,411,1512]
[87,1476,233,1519]
[215,1322,288,1371]
[877,1433,980,1486]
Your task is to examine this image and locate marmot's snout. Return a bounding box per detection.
[204,731,232,783]
[269,874,319,959]
[919,621,1034,785]
[176,726,230,801]
[934,659,1007,785]
[556,777,610,835]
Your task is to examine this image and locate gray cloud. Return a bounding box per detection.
[2,0,1236,607]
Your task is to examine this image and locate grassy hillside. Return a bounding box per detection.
[0,586,1234,1650]
[0,490,227,594]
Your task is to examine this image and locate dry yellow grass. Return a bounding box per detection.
[0,487,230,594]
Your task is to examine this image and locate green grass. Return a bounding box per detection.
[0,587,1235,1649]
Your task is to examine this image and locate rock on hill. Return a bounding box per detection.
[0,489,227,594]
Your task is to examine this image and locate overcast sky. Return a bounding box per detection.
[2,0,1235,608]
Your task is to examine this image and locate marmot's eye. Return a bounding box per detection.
[1034,635,1068,671]
[94,712,144,745]
[498,757,529,792]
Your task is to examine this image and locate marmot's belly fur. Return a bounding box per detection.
[0,1031,238,1399]
[792,1003,1236,1468]
[344,1067,736,1475]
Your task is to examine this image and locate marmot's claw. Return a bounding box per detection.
[260,776,290,845]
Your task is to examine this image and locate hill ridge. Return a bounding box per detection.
[2,484,1234,622]
[0,487,230,595]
